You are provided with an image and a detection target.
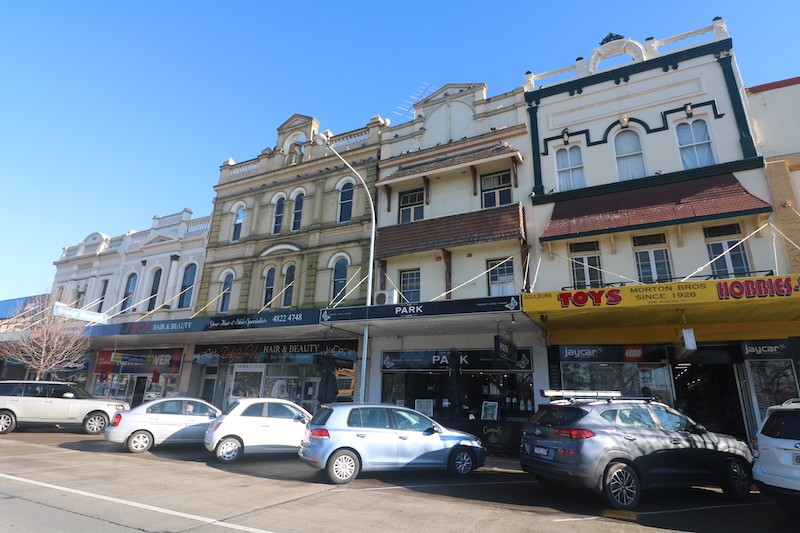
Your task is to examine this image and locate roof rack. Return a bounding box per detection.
[541,389,622,400]
[781,398,800,406]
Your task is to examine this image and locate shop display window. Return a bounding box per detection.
[560,362,673,405]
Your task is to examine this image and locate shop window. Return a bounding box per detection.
[400,270,420,303]
[556,146,585,191]
[481,171,512,208]
[147,268,162,312]
[633,234,672,283]
[677,119,715,170]
[569,241,602,288]
[399,189,424,224]
[615,130,646,181]
[122,273,138,313]
[178,264,196,309]
[338,182,353,223]
[488,259,514,296]
[704,224,751,278]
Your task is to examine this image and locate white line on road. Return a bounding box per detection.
[0,472,275,533]
[635,500,773,516]
[332,479,536,491]
[553,516,599,522]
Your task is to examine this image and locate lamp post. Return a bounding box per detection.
[314,132,375,403]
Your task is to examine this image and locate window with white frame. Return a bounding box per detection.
[231,207,244,242]
[282,265,295,308]
[633,234,673,283]
[569,241,603,288]
[291,193,304,232]
[399,189,424,224]
[338,182,353,223]
[177,264,196,309]
[219,273,233,313]
[96,279,109,313]
[331,258,349,304]
[615,130,646,181]
[677,119,715,170]
[122,273,138,313]
[488,259,515,296]
[556,146,586,191]
[147,268,162,311]
[272,197,285,235]
[704,224,751,278]
[400,270,420,303]
[481,171,512,208]
[263,267,276,309]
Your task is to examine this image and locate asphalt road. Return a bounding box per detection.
[0,427,795,533]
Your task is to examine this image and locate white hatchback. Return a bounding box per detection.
[105,397,221,453]
[752,398,800,518]
[204,398,311,463]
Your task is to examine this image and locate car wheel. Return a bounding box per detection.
[126,430,154,453]
[83,412,109,435]
[448,447,476,477]
[603,462,641,510]
[326,449,360,484]
[215,437,243,463]
[721,457,751,500]
[776,500,800,519]
[0,410,16,434]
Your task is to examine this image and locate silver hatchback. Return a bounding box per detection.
[520,391,753,510]
[298,403,487,484]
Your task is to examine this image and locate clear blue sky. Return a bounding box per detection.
[0,1,796,301]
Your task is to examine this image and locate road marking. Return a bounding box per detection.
[553,516,599,522]
[635,500,773,516]
[332,479,535,491]
[0,472,275,533]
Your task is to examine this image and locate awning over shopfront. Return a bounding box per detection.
[539,174,772,242]
[522,275,800,344]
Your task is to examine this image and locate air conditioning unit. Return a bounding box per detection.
[374,289,400,306]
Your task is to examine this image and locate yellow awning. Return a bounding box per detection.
[522,275,800,345]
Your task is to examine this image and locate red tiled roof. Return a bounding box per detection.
[746,76,800,95]
[376,203,526,259]
[539,174,772,242]
[379,142,520,183]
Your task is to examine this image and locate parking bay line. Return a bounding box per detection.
[0,472,275,533]
[332,479,536,491]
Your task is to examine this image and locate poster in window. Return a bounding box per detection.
[415,399,434,417]
[481,401,499,421]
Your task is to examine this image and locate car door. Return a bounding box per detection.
[147,399,188,443]
[652,405,720,484]
[182,400,218,442]
[40,384,77,423]
[346,407,398,468]
[14,383,46,422]
[617,405,684,486]
[263,402,307,449]
[391,408,447,468]
[233,401,273,451]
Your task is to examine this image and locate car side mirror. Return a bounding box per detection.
[692,423,707,434]
[294,414,309,423]
[424,425,442,435]
[62,392,75,399]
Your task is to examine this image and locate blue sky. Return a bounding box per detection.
[0,1,796,302]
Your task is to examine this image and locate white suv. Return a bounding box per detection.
[752,398,800,518]
[0,380,130,434]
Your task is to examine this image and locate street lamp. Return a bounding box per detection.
[314,132,375,403]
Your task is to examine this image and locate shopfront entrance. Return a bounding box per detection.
[673,362,747,440]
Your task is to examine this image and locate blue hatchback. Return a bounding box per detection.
[298,403,487,484]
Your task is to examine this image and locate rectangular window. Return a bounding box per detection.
[569,241,602,288]
[481,171,512,208]
[633,234,672,283]
[704,224,750,278]
[488,259,515,296]
[400,270,420,303]
[399,189,424,224]
[96,280,109,313]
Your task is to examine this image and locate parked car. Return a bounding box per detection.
[520,391,753,510]
[105,397,220,453]
[204,398,311,463]
[298,403,487,484]
[0,380,129,435]
[751,398,800,518]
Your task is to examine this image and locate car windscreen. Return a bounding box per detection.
[527,406,587,427]
[310,407,333,426]
[762,410,800,440]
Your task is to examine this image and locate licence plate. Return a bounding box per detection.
[793,452,800,465]
[534,446,548,456]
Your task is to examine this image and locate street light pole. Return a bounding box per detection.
[314,133,375,403]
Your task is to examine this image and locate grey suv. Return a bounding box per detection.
[0,380,130,434]
[520,391,753,510]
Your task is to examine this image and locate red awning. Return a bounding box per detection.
[539,174,772,242]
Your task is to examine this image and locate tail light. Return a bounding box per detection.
[750,437,760,458]
[110,413,122,427]
[309,428,330,439]
[211,421,223,432]
[553,428,595,439]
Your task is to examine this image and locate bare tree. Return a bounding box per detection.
[0,295,91,381]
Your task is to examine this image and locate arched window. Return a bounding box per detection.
[177,264,196,309]
[273,197,285,235]
[291,193,304,232]
[122,273,138,313]
[331,257,349,304]
[147,268,162,312]
[231,207,244,242]
[615,130,646,181]
[219,273,233,313]
[338,182,353,223]
[282,265,295,308]
[677,119,715,169]
[263,267,276,309]
[556,146,585,191]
